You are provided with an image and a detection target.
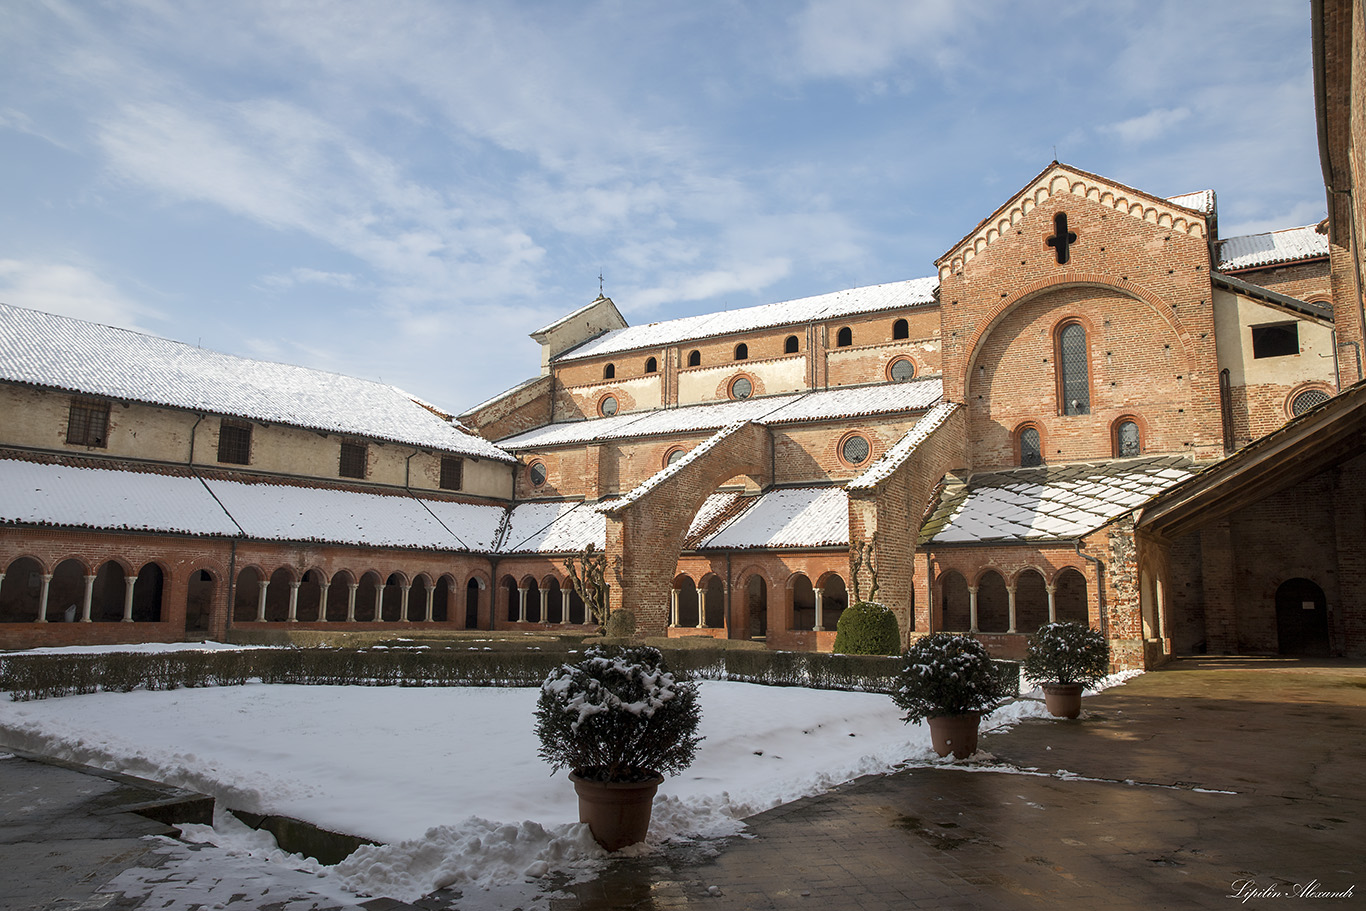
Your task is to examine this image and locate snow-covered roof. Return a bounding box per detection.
[0,457,503,550]
[1217,226,1329,272]
[0,458,242,537]
[553,278,938,363]
[0,303,514,462]
[696,486,849,550]
[497,378,943,450]
[499,500,605,554]
[1166,189,1216,215]
[921,456,1195,545]
[847,402,960,491]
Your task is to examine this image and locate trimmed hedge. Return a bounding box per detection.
[0,646,908,702]
[831,601,901,655]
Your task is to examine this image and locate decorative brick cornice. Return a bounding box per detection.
[937,164,1209,281]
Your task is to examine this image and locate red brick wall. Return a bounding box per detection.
[1226,260,1332,304]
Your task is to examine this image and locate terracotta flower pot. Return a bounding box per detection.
[1043,682,1084,719]
[926,712,982,759]
[569,769,664,851]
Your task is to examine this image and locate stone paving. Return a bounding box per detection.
[2,658,1364,911]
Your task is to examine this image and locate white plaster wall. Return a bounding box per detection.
[1213,289,1337,386]
[677,355,806,405]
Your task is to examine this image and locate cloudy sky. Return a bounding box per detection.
[0,1,1322,411]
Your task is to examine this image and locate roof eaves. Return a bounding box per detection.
[1211,272,1334,321]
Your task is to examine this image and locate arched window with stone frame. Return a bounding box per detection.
[1055,320,1091,415]
[1113,415,1142,457]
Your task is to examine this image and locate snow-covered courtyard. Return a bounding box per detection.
[0,646,1112,908]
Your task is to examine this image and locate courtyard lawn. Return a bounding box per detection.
[0,655,1116,902]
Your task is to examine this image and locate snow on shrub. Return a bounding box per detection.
[1023,621,1111,688]
[534,646,702,783]
[892,633,1018,723]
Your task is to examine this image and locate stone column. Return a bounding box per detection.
[425,586,435,623]
[124,575,139,623]
[539,588,549,624]
[347,583,358,622]
[670,589,679,627]
[561,590,570,625]
[1006,584,1017,634]
[1046,584,1057,623]
[968,584,979,633]
[399,584,411,622]
[318,581,330,623]
[255,579,269,622]
[814,587,825,632]
[81,574,95,622]
[373,586,383,622]
[517,587,528,623]
[287,581,301,622]
[37,573,53,623]
[697,589,707,628]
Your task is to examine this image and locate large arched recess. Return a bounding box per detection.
[963,277,1199,468]
[601,421,772,636]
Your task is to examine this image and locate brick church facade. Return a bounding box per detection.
[2,2,1363,669]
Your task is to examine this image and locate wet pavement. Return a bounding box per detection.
[3,657,1364,910]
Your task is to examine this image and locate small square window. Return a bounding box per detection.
[440,456,463,490]
[339,441,368,479]
[1251,323,1299,359]
[66,397,110,448]
[217,420,252,465]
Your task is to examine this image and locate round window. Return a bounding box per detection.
[665,448,686,466]
[730,376,753,400]
[889,358,915,382]
[841,434,870,465]
[528,461,547,487]
[1291,389,1329,416]
[599,395,619,416]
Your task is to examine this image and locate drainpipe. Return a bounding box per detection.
[187,413,206,465]
[404,450,418,489]
[1074,539,1107,637]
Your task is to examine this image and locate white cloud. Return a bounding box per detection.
[1102,107,1192,144]
[788,0,974,79]
[0,260,159,329]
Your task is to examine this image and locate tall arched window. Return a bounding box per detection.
[1019,424,1043,467]
[1115,418,1140,457]
[734,343,748,361]
[892,318,909,340]
[784,335,799,354]
[836,327,853,347]
[1057,322,1090,415]
[644,356,657,374]
[687,350,701,367]
[603,363,615,380]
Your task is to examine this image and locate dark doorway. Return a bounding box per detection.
[465,579,481,629]
[1275,578,1329,657]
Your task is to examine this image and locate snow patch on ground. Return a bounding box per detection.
[0,672,1136,907]
[5,640,261,656]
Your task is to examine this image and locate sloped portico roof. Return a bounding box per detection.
[921,456,1196,545]
[1137,381,1366,541]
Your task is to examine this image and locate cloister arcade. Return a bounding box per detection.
[0,556,165,624]
[936,566,1090,634]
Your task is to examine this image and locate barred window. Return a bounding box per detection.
[1020,426,1042,467]
[889,358,916,382]
[217,420,252,464]
[1058,322,1090,415]
[841,433,870,465]
[599,395,618,416]
[1291,389,1329,416]
[66,397,110,448]
[339,441,368,479]
[730,376,753,399]
[440,456,463,490]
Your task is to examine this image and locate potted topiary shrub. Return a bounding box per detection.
[1023,621,1111,719]
[892,633,1018,759]
[534,645,702,850]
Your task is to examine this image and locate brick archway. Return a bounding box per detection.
[600,421,772,635]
